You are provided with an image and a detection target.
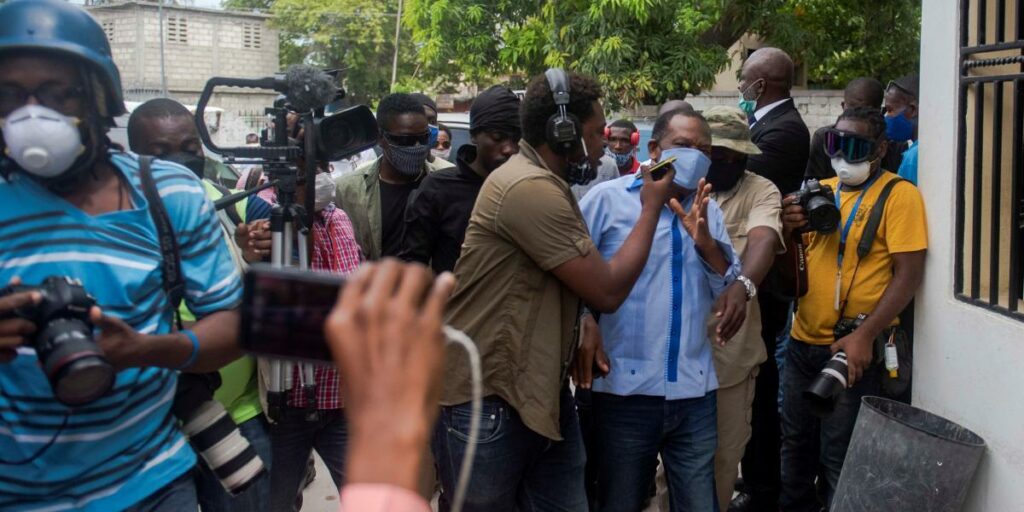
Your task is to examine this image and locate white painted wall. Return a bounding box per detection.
[913,1,1024,510]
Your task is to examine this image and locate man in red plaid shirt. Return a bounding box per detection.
[268,167,364,512]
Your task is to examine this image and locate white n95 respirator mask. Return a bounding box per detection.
[1,104,85,178]
[831,157,873,187]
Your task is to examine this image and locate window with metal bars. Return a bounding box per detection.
[956,0,1024,321]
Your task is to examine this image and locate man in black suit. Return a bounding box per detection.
[730,47,809,512]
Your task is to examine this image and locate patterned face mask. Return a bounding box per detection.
[385,143,430,178]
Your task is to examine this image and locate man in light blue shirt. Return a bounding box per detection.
[577,108,740,511]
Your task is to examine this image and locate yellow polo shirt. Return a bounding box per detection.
[792,171,927,345]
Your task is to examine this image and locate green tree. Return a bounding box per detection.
[765,0,922,88]
[224,0,417,104]
[403,0,921,108]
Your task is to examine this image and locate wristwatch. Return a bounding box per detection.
[737,275,757,301]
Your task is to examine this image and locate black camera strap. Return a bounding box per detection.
[138,156,186,329]
[837,176,906,317]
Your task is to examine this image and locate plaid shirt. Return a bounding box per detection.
[287,204,363,409]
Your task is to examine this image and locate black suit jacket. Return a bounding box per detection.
[748,98,810,194]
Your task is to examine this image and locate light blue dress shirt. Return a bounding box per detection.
[897,141,919,185]
[579,174,740,399]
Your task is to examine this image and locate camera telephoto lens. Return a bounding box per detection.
[803,351,849,417]
[173,373,266,495]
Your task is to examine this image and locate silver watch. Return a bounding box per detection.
[737,275,757,301]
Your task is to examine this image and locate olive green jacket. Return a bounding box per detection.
[334,155,453,260]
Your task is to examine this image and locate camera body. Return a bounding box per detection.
[834,313,868,341]
[792,179,841,233]
[0,276,114,406]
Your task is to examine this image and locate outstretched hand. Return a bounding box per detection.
[670,178,714,248]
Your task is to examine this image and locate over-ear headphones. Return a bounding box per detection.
[544,68,581,155]
[604,125,641,146]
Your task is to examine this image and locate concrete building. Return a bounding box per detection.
[913,0,1024,509]
[86,1,279,144]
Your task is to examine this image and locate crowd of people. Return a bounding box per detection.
[0,1,926,512]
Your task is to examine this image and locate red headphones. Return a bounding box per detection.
[604,125,640,146]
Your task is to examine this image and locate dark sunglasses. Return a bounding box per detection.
[436,140,451,149]
[384,131,430,147]
[0,83,85,116]
[824,129,879,163]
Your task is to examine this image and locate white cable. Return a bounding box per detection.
[442,325,482,512]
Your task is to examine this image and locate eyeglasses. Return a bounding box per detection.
[384,131,430,147]
[0,83,85,117]
[824,128,879,163]
[435,140,451,149]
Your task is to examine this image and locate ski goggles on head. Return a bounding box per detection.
[824,128,879,163]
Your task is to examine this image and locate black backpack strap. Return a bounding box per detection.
[209,180,244,227]
[856,177,905,259]
[138,156,186,315]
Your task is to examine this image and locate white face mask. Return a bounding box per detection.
[431,148,450,161]
[313,172,335,211]
[1,105,85,178]
[831,157,874,186]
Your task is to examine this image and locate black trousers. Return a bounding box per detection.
[738,293,789,510]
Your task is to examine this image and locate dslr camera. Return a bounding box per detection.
[792,179,840,234]
[803,313,868,416]
[0,276,114,406]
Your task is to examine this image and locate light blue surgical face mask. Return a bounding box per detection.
[428,124,439,148]
[658,147,711,190]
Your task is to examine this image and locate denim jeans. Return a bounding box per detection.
[269,407,348,512]
[194,415,272,512]
[124,473,197,512]
[433,387,587,512]
[780,340,881,512]
[591,391,718,512]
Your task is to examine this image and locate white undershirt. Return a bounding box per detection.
[752,98,791,124]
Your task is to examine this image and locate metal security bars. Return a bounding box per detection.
[956,0,1024,321]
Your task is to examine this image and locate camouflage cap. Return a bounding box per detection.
[703,105,762,155]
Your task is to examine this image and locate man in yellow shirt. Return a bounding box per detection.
[778,106,927,512]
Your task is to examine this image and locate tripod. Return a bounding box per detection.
[262,161,325,423]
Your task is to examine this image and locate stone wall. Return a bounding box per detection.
[89,2,279,118]
[624,90,846,135]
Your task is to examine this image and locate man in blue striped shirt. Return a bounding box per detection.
[0,1,244,510]
[577,108,741,511]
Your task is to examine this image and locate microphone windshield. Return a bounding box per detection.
[284,65,338,113]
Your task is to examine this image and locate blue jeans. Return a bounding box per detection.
[124,473,197,512]
[194,415,272,512]
[780,340,881,512]
[592,391,719,512]
[433,387,587,512]
[269,407,348,512]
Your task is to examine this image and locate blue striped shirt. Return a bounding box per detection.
[0,151,242,511]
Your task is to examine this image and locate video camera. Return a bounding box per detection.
[193,65,379,219]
